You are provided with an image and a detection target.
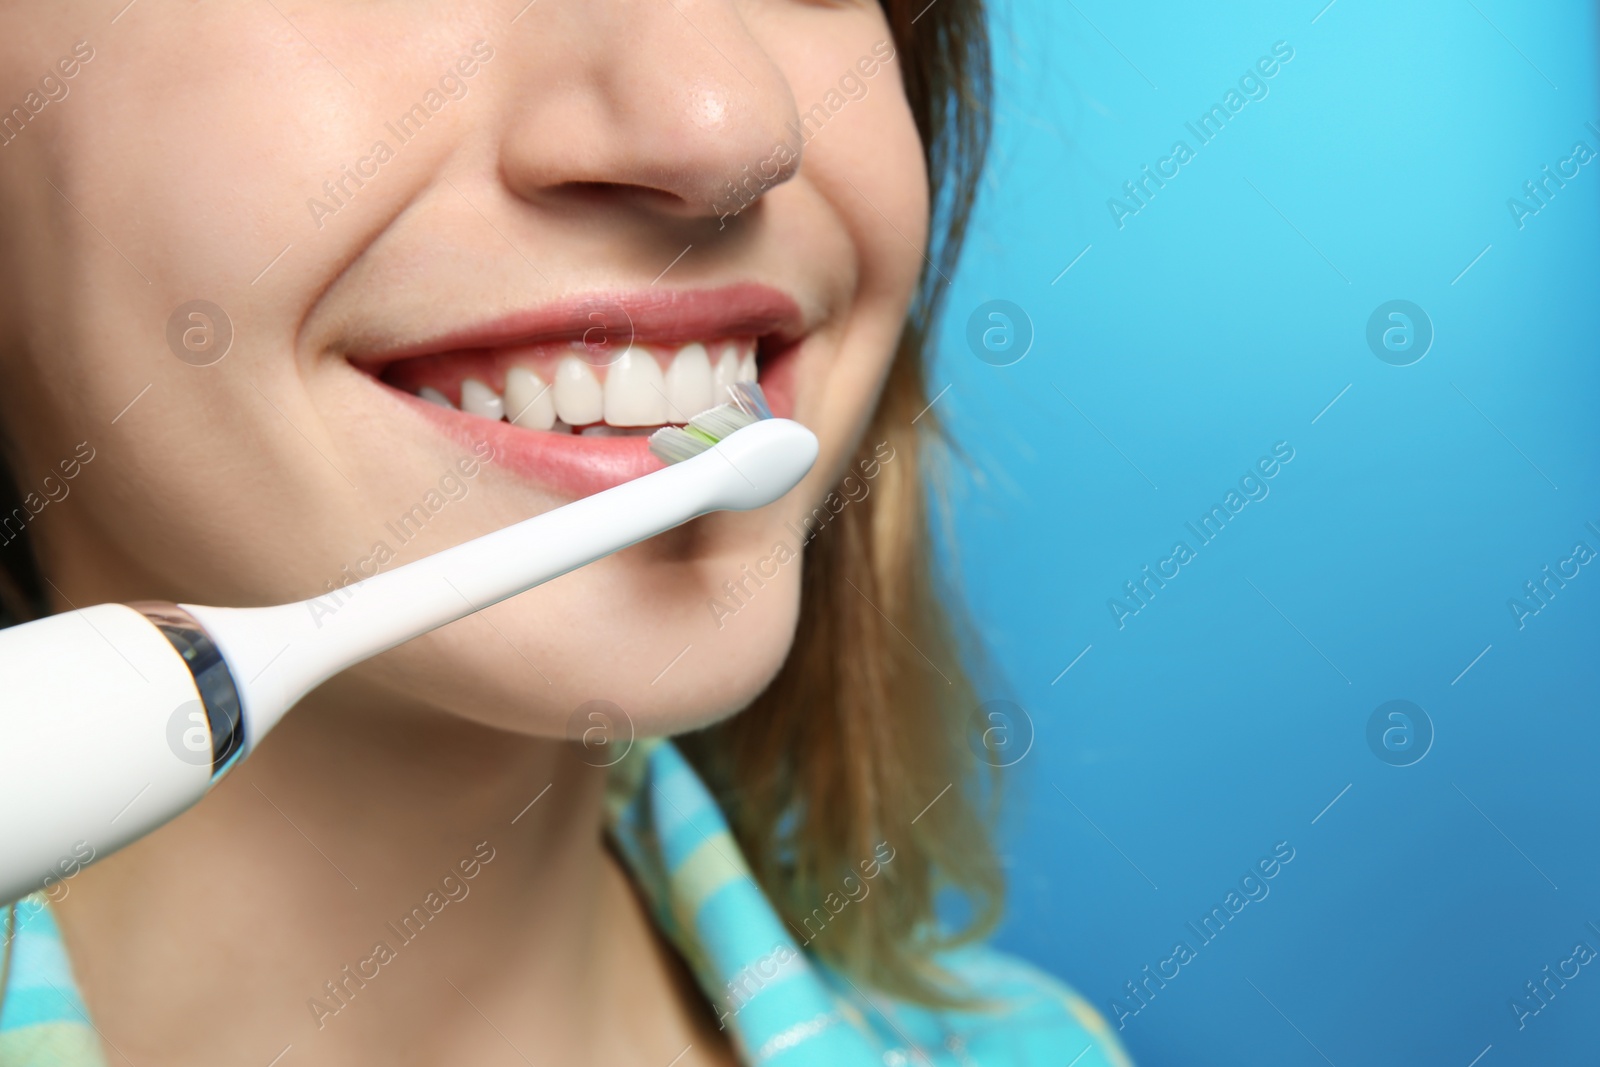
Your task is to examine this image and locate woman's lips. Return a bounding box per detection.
[351,284,805,362]
[347,285,805,498]
[397,391,672,497]
[377,343,798,497]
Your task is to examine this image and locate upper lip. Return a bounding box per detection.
[347,283,806,368]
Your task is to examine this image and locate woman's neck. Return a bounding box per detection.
[49,684,734,1066]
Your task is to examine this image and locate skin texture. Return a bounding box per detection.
[0,1,928,1064]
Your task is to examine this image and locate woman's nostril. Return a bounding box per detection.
[565,181,643,197]
[555,178,736,218]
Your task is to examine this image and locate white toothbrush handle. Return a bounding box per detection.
[182,456,717,747]
[185,417,818,752]
[0,604,217,904]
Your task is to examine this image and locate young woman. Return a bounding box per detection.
[0,1,1131,1063]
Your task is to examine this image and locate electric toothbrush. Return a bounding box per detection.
[0,384,814,905]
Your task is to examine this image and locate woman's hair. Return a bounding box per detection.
[0,0,997,1006]
[679,0,997,1005]
[0,456,45,627]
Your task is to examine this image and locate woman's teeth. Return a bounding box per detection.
[664,342,713,421]
[602,347,665,426]
[460,378,505,422]
[411,341,759,434]
[505,366,556,430]
[553,357,602,425]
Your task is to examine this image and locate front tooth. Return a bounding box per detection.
[554,357,603,425]
[460,377,504,421]
[418,386,456,409]
[711,346,740,404]
[737,351,757,383]
[505,366,556,430]
[664,343,713,421]
[603,347,668,427]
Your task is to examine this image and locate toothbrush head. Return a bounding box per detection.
[649,382,818,510]
[648,382,775,465]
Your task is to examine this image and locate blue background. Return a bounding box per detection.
[933,1,1600,1064]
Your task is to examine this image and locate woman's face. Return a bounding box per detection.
[0,0,926,739]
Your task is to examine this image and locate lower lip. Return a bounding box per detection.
[363,341,801,498]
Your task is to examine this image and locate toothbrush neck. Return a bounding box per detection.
[197,459,723,748]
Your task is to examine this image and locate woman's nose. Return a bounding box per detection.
[496,0,803,222]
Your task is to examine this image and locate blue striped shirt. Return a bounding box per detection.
[0,739,1132,1065]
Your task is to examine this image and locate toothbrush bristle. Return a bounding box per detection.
[649,382,773,465]
[647,427,712,465]
[686,404,756,443]
[729,381,772,421]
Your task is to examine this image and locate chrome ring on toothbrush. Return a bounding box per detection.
[130,602,246,779]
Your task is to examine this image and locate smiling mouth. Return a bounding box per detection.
[347,285,805,496]
[378,336,762,436]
